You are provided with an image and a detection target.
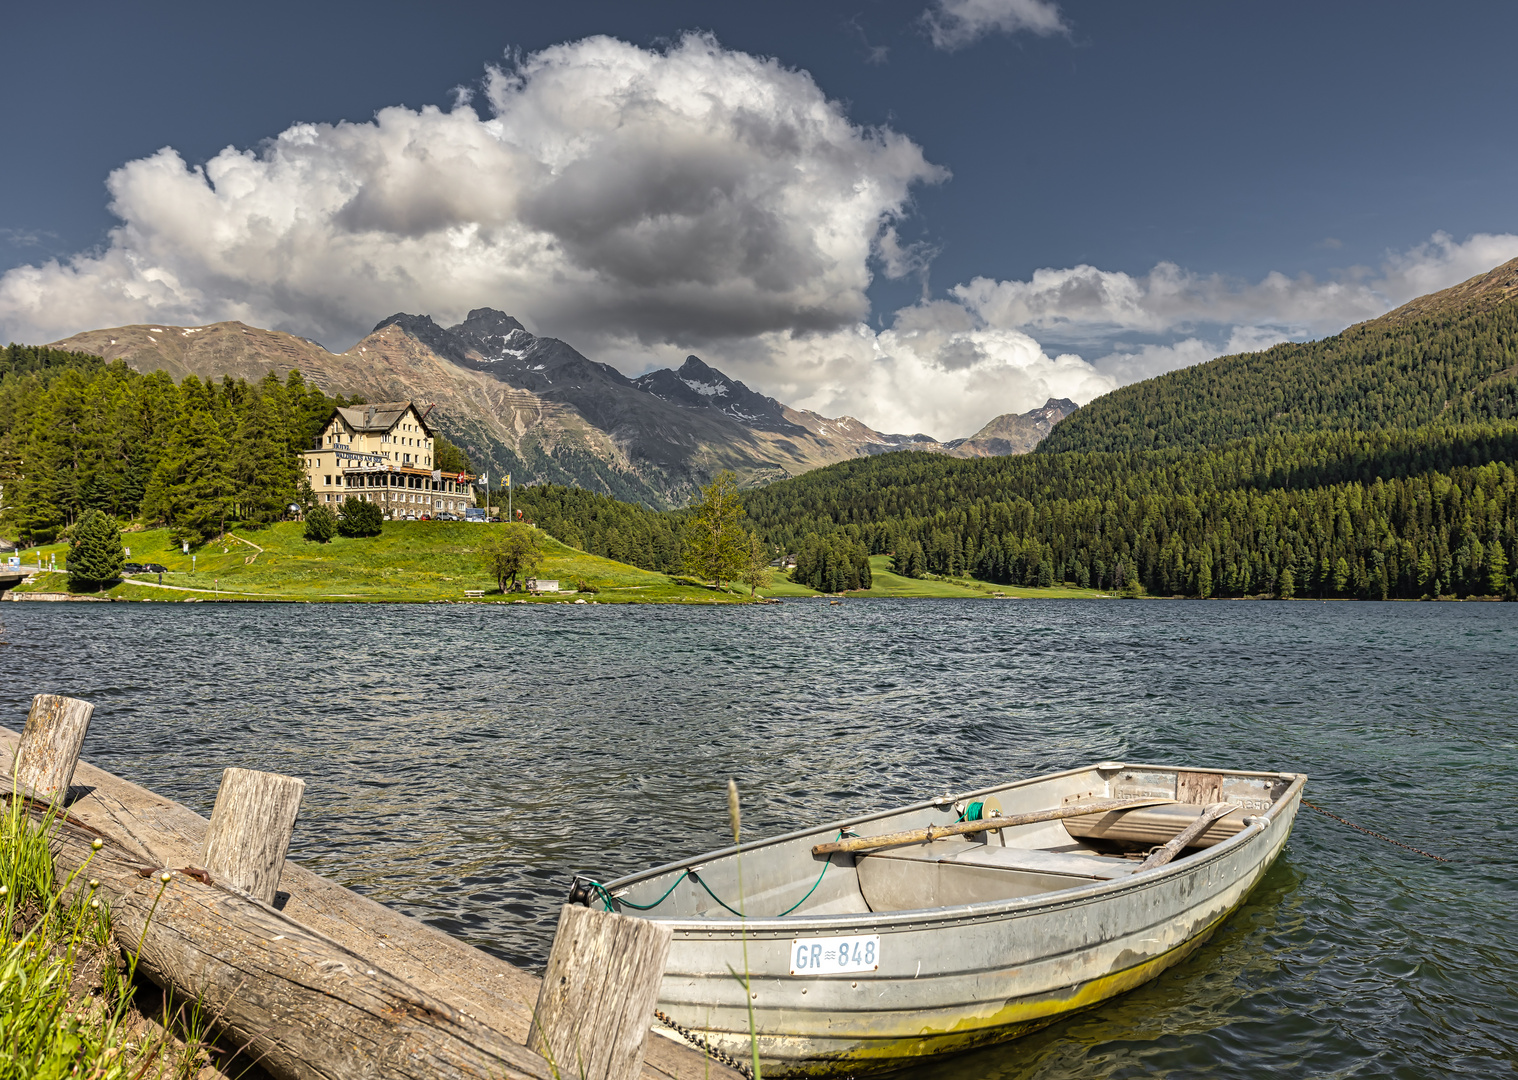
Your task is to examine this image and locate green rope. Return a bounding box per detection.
[774,854,833,917]
[592,871,690,912]
[589,832,844,918]
[689,870,749,917]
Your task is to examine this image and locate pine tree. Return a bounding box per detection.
[12,381,72,541]
[1486,540,1509,596]
[337,496,383,537]
[66,509,124,588]
[304,504,336,543]
[233,380,298,522]
[148,376,232,545]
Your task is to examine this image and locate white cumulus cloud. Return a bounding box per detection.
[3,26,1515,444]
[924,0,1068,50]
[952,231,1518,347]
[709,301,1115,439]
[0,33,944,352]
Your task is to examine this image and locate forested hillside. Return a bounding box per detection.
[1043,258,1518,455]
[504,483,683,572]
[1,350,358,544]
[742,425,1518,600]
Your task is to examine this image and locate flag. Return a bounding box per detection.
[506,473,511,488]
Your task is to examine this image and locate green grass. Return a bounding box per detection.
[0,791,214,1078]
[9,529,1113,604]
[10,523,759,604]
[781,556,1113,600]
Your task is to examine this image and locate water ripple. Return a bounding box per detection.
[2,599,1514,1077]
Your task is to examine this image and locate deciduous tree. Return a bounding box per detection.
[479,523,543,592]
[682,471,747,589]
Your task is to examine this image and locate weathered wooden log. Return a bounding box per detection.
[0,724,738,1080]
[811,797,1174,855]
[1137,802,1240,871]
[13,694,93,801]
[38,804,555,1080]
[204,767,305,904]
[530,905,673,1080]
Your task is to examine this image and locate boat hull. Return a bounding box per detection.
[624,767,1303,1075]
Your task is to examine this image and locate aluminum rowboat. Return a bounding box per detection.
[587,762,1306,1076]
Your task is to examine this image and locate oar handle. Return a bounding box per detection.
[1136,802,1240,872]
[811,797,1175,856]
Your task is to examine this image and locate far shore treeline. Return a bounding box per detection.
[740,289,1518,600]
[4,275,1516,601]
[499,290,1518,601]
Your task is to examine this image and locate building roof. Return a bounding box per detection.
[331,402,434,436]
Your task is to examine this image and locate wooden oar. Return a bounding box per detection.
[811,797,1175,856]
[1136,802,1240,872]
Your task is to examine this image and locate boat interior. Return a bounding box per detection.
[604,764,1299,920]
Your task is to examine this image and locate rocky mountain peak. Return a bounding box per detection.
[455,308,528,338]
[371,312,472,365]
[633,354,801,433]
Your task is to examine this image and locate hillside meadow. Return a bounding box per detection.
[9,527,1108,605]
[13,522,757,604]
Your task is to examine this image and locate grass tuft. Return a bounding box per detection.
[0,791,218,1078]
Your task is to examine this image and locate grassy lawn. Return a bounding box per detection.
[8,523,755,604]
[755,556,1112,600]
[8,531,1113,604]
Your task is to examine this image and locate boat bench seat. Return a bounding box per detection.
[869,841,1135,879]
[936,844,1136,880]
[855,840,1136,911]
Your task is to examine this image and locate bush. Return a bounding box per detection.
[66,510,124,589]
[337,497,383,537]
[304,504,336,543]
[575,578,600,594]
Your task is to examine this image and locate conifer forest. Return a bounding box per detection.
[0,346,357,544]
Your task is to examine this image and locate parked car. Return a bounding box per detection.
[122,562,147,574]
[436,512,459,521]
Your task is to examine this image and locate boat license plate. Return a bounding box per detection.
[788,935,880,975]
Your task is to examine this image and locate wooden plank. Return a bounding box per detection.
[0,726,738,1080]
[1137,802,1239,872]
[36,803,555,1080]
[1177,771,1224,805]
[811,798,1174,856]
[13,694,93,802]
[529,905,673,1080]
[204,767,305,904]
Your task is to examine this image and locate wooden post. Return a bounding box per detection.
[202,767,305,904]
[529,904,674,1080]
[11,694,94,803]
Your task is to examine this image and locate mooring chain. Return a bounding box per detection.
[1302,799,1451,862]
[654,1009,754,1079]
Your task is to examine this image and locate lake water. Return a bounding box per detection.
[2,599,1514,1077]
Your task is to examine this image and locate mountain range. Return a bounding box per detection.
[51,311,1076,507]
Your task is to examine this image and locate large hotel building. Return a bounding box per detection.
[301,402,476,519]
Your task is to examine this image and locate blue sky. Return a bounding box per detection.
[3,0,1515,436]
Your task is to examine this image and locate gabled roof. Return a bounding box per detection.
[327,401,434,437]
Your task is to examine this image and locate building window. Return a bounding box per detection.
[324,475,331,485]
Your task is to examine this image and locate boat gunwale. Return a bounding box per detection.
[603,764,1307,935]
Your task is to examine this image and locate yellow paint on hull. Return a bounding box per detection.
[769,900,1244,1077]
